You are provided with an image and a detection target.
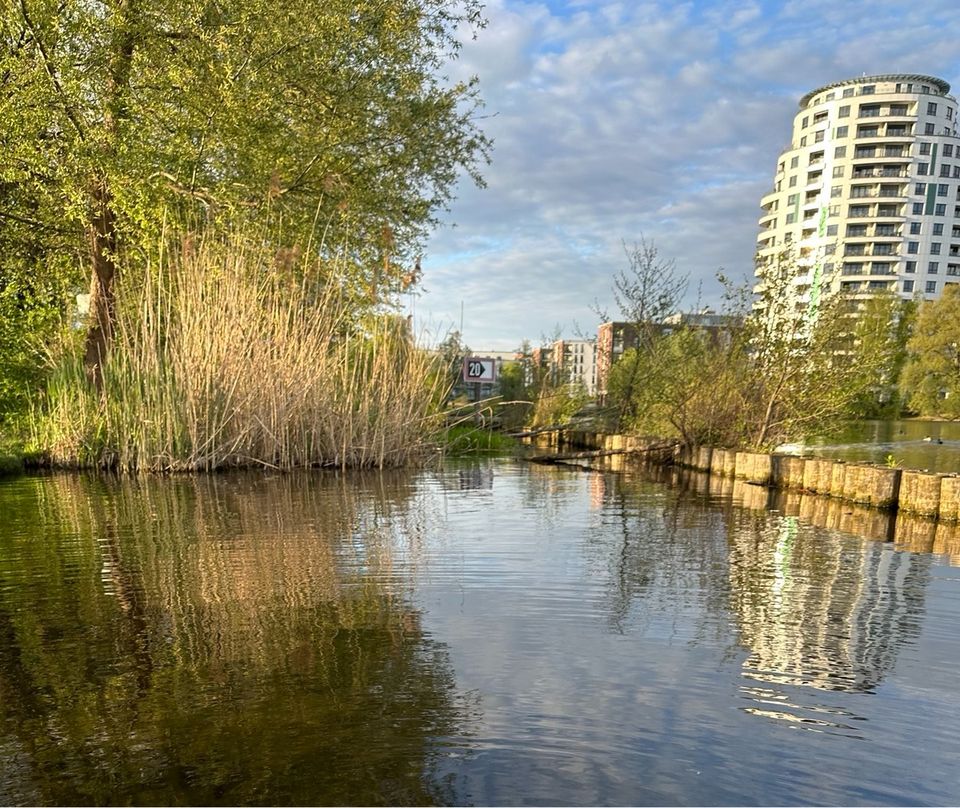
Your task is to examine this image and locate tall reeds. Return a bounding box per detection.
[34,230,449,471]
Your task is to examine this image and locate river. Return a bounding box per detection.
[0,461,958,805]
[791,418,960,473]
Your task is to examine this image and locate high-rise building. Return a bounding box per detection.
[757,74,960,311]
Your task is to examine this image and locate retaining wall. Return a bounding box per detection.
[540,429,960,522]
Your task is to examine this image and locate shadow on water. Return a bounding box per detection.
[0,471,475,806]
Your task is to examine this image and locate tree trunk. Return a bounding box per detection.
[83,182,118,391]
[81,0,137,389]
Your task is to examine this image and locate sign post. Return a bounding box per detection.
[462,357,497,409]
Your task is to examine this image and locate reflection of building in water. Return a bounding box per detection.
[727,511,931,694]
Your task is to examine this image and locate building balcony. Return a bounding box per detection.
[851,167,909,178]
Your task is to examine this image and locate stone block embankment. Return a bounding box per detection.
[538,429,960,523]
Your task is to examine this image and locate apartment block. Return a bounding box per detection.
[757,74,960,310]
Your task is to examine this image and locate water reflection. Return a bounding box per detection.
[0,462,958,806]
[604,466,932,738]
[0,472,471,806]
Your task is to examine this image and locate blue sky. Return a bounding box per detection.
[411,0,960,351]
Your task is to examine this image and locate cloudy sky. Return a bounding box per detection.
[408,0,960,351]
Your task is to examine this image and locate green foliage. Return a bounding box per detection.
[902,284,960,418]
[2,0,490,382]
[846,292,915,418]
[529,381,588,429]
[440,425,517,456]
[604,248,912,450]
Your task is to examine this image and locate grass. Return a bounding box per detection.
[32,229,451,472]
[441,424,519,456]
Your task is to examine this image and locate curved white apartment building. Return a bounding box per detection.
[757,74,960,309]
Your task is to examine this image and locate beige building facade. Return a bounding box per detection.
[757,74,960,310]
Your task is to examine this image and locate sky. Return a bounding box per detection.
[408,0,960,352]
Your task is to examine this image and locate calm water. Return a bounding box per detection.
[798,419,960,473]
[1,462,959,806]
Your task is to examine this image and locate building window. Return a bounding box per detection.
[833,166,844,178]
[926,281,937,294]
[904,280,915,292]
[934,223,944,235]
[918,163,929,176]
[955,167,960,179]
[827,224,839,236]
[949,107,955,121]
[849,205,869,218]
[932,243,942,254]
[905,261,917,273]
[929,262,940,274]
[920,142,932,155]
[910,222,922,235]
[847,224,868,236]
[825,243,836,255]
[925,122,936,135]
[836,125,848,138]
[936,203,947,216]
[913,202,925,214]
[946,144,955,157]
[843,88,854,98]
[800,136,807,147]
[787,193,798,205]
[815,130,825,143]
[928,102,938,115]
[834,146,846,158]
[939,184,950,197]
[828,205,840,216]
[890,104,908,116]
[789,175,797,187]
[839,104,851,116]
[802,116,809,128]
[858,126,879,138]
[790,156,799,168]
[916,183,927,194]
[786,212,797,224]
[831,185,842,198]
[908,241,919,253]
[861,85,875,95]
[942,164,952,177]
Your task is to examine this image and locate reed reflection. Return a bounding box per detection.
[0,472,472,806]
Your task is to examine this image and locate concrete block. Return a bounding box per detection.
[899,470,947,518]
[829,461,847,498]
[855,465,901,509]
[734,451,751,479]
[747,452,773,485]
[939,475,960,522]
[696,446,713,472]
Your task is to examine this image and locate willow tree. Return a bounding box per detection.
[0,0,489,383]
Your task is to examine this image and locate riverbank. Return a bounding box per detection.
[526,429,960,523]
[0,453,23,476]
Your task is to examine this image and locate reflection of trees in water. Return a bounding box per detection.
[0,472,472,805]
[580,468,735,641]
[580,463,932,700]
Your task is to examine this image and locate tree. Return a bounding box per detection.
[1,0,489,385]
[598,237,688,428]
[847,291,915,417]
[902,284,960,418]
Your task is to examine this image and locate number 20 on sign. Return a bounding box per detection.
[462,357,496,382]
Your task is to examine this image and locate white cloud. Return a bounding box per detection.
[419,0,960,351]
